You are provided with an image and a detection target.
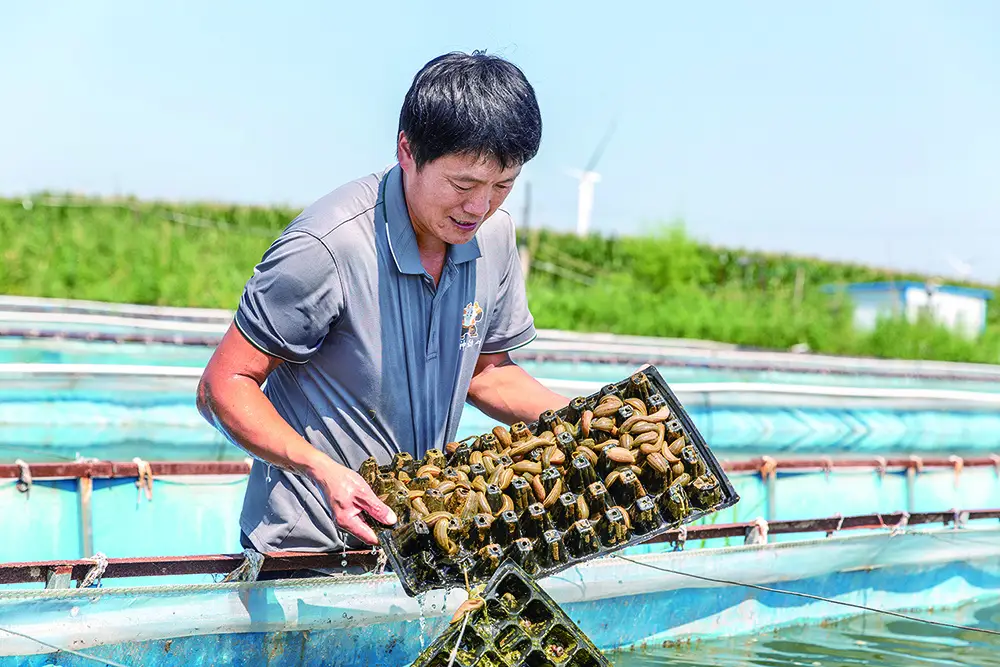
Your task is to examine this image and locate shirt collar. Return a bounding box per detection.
[381,164,482,275]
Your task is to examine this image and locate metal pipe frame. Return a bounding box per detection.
[1,509,995,587]
[1,456,993,480]
[5,326,1000,383]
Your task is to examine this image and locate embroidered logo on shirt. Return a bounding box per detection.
[460,301,484,350]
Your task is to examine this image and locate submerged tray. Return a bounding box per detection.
[411,559,611,667]
[365,364,740,597]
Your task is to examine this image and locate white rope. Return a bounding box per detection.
[874,456,887,478]
[374,546,388,575]
[446,607,471,667]
[826,513,845,537]
[13,459,31,494]
[221,549,265,583]
[132,457,153,502]
[614,553,1000,638]
[672,524,688,551]
[744,517,769,545]
[79,552,109,589]
[950,455,965,488]
[0,624,134,667]
[890,512,910,537]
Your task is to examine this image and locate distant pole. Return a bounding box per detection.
[576,171,601,237]
[522,181,532,231]
[519,182,533,280]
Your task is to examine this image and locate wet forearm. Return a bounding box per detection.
[197,374,333,480]
[467,360,569,425]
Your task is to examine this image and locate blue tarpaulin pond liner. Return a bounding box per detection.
[2,519,1000,665]
[2,455,998,571]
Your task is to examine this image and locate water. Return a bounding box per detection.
[609,597,1000,666]
[6,332,1000,665]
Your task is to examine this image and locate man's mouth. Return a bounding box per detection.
[451,217,478,231]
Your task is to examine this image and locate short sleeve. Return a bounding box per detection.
[482,222,537,354]
[234,231,345,363]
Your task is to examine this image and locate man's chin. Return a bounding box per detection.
[444,226,479,245]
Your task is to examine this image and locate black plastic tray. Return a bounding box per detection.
[373,364,740,597]
[410,559,611,667]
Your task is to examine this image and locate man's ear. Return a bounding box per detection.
[398,131,416,172]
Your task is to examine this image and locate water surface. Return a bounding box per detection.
[609,597,1000,666]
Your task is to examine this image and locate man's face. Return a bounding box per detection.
[398,133,521,247]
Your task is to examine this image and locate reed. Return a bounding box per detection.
[2,196,997,363]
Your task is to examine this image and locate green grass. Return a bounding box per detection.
[2,195,997,364]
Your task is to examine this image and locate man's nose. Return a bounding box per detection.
[463,191,490,219]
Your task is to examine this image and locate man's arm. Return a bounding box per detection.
[466,351,569,425]
[196,323,396,545]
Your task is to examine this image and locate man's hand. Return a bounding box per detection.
[197,322,396,547]
[309,457,398,545]
[467,351,569,425]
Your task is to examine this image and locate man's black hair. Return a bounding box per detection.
[398,51,542,170]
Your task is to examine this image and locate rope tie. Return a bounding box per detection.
[949,455,964,488]
[890,512,910,537]
[13,459,31,495]
[952,509,969,529]
[909,455,924,474]
[990,454,1000,477]
[132,457,154,502]
[821,456,833,479]
[671,524,688,552]
[826,513,845,537]
[373,545,388,575]
[221,548,265,583]
[744,517,769,545]
[759,456,778,482]
[873,456,887,479]
[79,552,108,589]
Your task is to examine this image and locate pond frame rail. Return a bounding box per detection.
[1,508,997,588]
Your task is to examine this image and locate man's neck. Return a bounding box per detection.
[413,227,448,287]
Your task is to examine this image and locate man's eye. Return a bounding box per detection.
[451,182,471,192]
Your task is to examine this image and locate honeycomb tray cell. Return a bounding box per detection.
[363,364,741,597]
[410,559,611,667]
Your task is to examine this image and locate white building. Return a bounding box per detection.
[827,281,993,338]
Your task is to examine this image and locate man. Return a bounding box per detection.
[196,51,569,556]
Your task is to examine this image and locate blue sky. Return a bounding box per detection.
[2,1,999,282]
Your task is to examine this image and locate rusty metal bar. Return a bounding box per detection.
[0,461,252,479]
[644,508,1000,544]
[3,456,994,481]
[1,509,997,586]
[720,455,997,473]
[0,551,380,586]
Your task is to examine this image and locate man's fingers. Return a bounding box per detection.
[356,487,398,526]
[339,513,379,546]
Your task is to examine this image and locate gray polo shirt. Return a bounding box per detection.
[234,164,537,552]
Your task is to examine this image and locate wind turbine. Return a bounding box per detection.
[944,253,974,280]
[569,119,617,237]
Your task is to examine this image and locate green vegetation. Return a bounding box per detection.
[522,225,1000,363]
[2,195,998,364]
